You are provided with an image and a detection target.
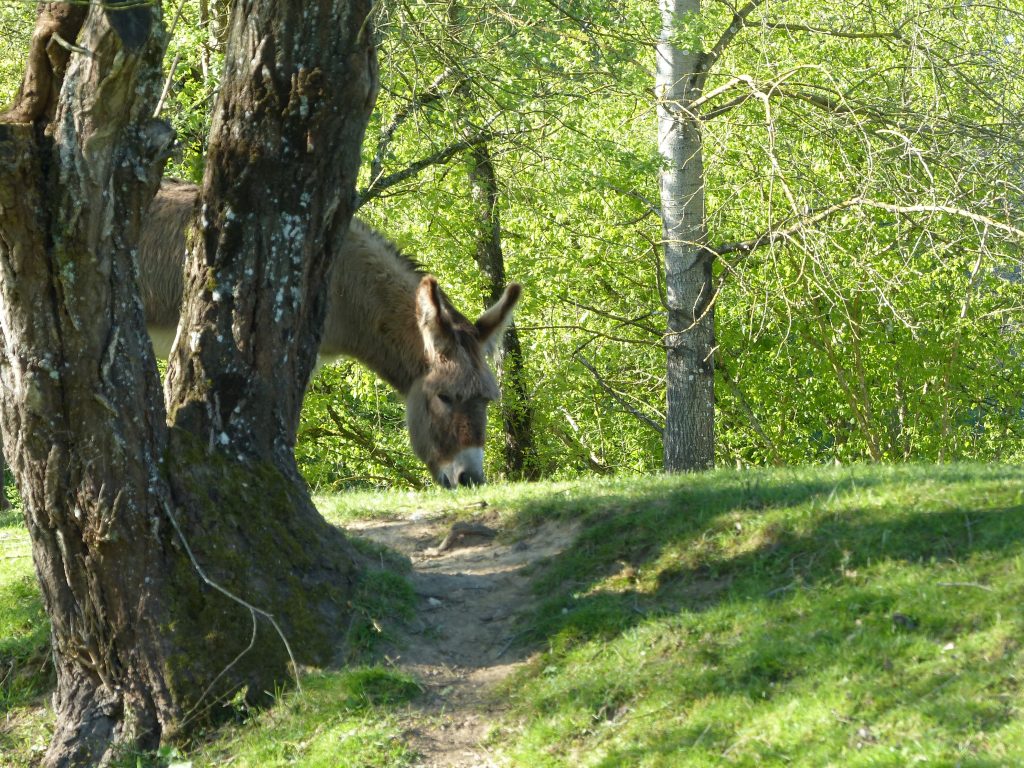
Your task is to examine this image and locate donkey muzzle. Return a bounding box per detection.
[438,447,485,488]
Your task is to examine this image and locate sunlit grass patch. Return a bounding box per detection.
[188,667,422,767]
[0,513,49,703]
[498,463,1024,766]
[2,463,1022,765]
[315,473,662,528]
[0,503,53,765]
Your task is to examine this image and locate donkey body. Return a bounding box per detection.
[142,180,520,487]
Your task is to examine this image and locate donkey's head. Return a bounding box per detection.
[406,276,521,488]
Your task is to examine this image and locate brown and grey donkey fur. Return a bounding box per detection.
[140,180,521,487]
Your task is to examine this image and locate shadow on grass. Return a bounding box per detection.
[496,464,1024,764]
[510,464,1023,645]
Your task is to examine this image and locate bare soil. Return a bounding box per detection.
[345,510,579,768]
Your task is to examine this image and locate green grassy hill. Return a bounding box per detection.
[2,463,1022,766]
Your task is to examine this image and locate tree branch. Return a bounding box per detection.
[846,198,1024,240]
[772,86,881,120]
[555,407,613,474]
[368,68,463,191]
[575,354,664,436]
[699,74,880,122]
[359,129,521,205]
[556,294,663,336]
[757,21,903,40]
[709,197,1024,263]
[321,404,426,488]
[694,0,769,91]
[715,350,782,465]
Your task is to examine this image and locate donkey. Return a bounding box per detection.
[141,180,521,488]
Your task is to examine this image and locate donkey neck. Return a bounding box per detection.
[319,220,428,395]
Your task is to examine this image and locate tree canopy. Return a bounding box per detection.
[291,0,1022,482]
[2,1,1021,479]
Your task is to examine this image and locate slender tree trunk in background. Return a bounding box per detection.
[468,144,538,479]
[657,0,716,471]
[0,1,377,764]
[0,454,10,511]
[198,0,225,85]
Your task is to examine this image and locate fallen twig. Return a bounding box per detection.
[937,581,993,592]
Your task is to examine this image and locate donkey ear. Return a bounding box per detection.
[416,275,453,356]
[476,282,522,356]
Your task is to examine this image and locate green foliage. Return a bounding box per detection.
[298,361,428,492]
[159,0,223,182]
[351,0,1024,479]
[0,2,32,108]
[2,0,1021,484]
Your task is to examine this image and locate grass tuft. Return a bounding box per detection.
[187,668,422,767]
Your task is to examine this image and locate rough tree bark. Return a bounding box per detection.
[467,144,537,479]
[0,5,183,764]
[656,0,716,471]
[0,3,88,515]
[0,1,377,765]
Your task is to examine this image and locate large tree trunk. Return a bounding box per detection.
[159,0,379,719]
[657,0,716,471]
[467,144,537,479]
[0,1,378,765]
[0,6,181,764]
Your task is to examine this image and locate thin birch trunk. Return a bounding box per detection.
[657,0,716,471]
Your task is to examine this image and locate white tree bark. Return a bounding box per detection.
[656,0,715,471]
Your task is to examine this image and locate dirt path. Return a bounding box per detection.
[346,510,578,768]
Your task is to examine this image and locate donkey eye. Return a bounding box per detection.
[437,393,454,406]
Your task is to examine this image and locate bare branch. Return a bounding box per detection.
[369,68,463,189]
[774,87,880,120]
[556,407,614,474]
[556,294,663,337]
[575,353,664,436]
[847,198,1024,240]
[715,350,782,465]
[359,129,524,204]
[319,403,426,488]
[695,0,769,90]
[710,197,1024,263]
[759,21,903,40]
[696,68,878,124]
[690,74,754,113]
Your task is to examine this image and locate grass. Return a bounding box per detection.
[1,463,1022,766]
[492,463,1024,766]
[0,497,53,766]
[182,667,422,767]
